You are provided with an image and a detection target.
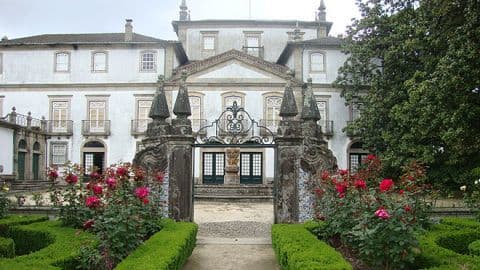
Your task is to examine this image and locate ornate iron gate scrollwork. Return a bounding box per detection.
[195,101,275,144]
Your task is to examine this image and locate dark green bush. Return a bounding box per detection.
[0,215,48,235]
[0,220,96,270]
[271,223,352,270]
[115,219,198,270]
[440,217,480,230]
[415,221,480,270]
[0,237,14,258]
[436,230,480,255]
[468,240,480,256]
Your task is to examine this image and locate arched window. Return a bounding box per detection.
[348,141,369,172]
[84,141,105,148]
[264,95,282,131]
[33,142,40,151]
[18,139,27,150]
[310,52,325,72]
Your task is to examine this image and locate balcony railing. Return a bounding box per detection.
[46,120,73,136]
[5,112,42,129]
[319,120,334,137]
[242,46,265,59]
[82,120,111,136]
[131,119,153,135]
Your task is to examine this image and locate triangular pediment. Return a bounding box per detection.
[170,49,298,84]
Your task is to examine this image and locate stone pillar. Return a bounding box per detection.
[224,147,240,185]
[8,107,16,124]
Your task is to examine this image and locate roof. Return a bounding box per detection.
[0,33,169,46]
[277,36,344,64]
[172,19,332,34]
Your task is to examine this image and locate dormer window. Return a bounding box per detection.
[243,31,263,58]
[140,51,157,72]
[310,52,325,72]
[55,52,70,72]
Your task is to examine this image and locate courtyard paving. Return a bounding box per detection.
[183,201,280,270]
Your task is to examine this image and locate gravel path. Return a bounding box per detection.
[197,221,271,238]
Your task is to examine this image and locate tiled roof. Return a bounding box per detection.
[0,33,168,45]
[297,36,343,46]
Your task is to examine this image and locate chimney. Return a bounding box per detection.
[125,19,133,42]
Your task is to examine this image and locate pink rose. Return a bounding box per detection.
[65,174,78,184]
[106,177,117,189]
[375,208,390,219]
[93,185,103,195]
[116,167,128,177]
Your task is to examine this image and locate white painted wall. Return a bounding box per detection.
[0,126,14,175]
[184,27,318,62]
[303,48,347,83]
[0,48,165,84]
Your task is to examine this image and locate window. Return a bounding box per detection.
[244,32,263,57]
[51,100,69,132]
[51,142,68,165]
[189,95,203,131]
[202,152,225,184]
[264,95,282,131]
[136,99,153,133]
[310,52,325,72]
[240,152,263,184]
[351,103,363,121]
[203,36,215,50]
[92,51,108,72]
[140,51,157,72]
[0,53,3,74]
[349,141,369,172]
[223,94,244,110]
[88,100,107,132]
[55,52,70,72]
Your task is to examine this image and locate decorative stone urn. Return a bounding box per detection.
[224,147,240,185]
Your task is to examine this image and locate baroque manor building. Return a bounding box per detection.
[0,0,366,186]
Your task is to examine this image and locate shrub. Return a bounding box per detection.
[462,167,480,220]
[469,240,480,256]
[313,158,431,269]
[0,215,49,235]
[0,220,96,270]
[440,217,480,230]
[271,223,352,270]
[415,220,480,269]
[115,220,198,270]
[0,237,14,258]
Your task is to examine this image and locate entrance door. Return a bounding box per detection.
[32,154,40,180]
[240,152,262,184]
[83,152,104,175]
[17,152,26,180]
[202,152,225,184]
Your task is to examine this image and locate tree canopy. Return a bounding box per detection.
[336,0,480,188]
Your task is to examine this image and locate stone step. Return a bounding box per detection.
[11,181,52,192]
[194,184,273,202]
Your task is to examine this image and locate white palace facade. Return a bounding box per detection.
[0,0,367,184]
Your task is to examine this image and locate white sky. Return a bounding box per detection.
[0,0,359,40]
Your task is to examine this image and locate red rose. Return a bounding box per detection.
[156,172,165,183]
[106,177,116,189]
[86,196,101,208]
[354,179,367,190]
[379,179,394,192]
[135,187,149,199]
[116,167,128,177]
[338,193,345,198]
[314,187,324,197]
[65,174,78,184]
[398,189,405,195]
[93,185,103,195]
[366,154,377,161]
[83,219,95,230]
[90,172,100,180]
[142,198,149,205]
[404,205,412,212]
[320,171,330,181]
[339,169,349,176]
[335,182,348,194]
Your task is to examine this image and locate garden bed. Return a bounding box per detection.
[115,219,198,270]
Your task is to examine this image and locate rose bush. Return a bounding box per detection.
[313,156,431,270]
[49,162,166,269]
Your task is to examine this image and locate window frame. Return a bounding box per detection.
[54,51,71,73]
[309,51,326,73]
[134,95,154,133]
[139,50,157,73]
[221,91,246,111]
[188,92,205,132]
[349,102,363,121]
[50,141,68,166]
[262,92,283,131]
[91,51,108,73]
[201,31,218,52]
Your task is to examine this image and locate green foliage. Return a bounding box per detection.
[115,219,198,270]
[336,0,480,188]
[0,193,9,219]
[468,240,480,256]
[415,219,480,269]
[0,237,14,258]
[440,217,480,230]
[271,223,352,270]
[0,220,96,270]
[314,158,430,269]
[0,215,48,235]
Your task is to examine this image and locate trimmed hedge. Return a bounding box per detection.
[415,222,480,270]
[0,220,96,270]
[115,219,198,270]
[271,223,352,270]
[440,217,480,230]
[469,240,480,256]
[0,237,14,258]
[0,215,49,235]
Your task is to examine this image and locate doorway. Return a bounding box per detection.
[17,140,27,180]
[82,140,106,175]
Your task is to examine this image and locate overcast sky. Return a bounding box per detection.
[0,0,359,40]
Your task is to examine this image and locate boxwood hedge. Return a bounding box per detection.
[115,219,198,270]
[0,237,14,258]
[271,223,352,270]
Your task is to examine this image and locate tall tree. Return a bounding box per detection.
[336,0,480,188]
